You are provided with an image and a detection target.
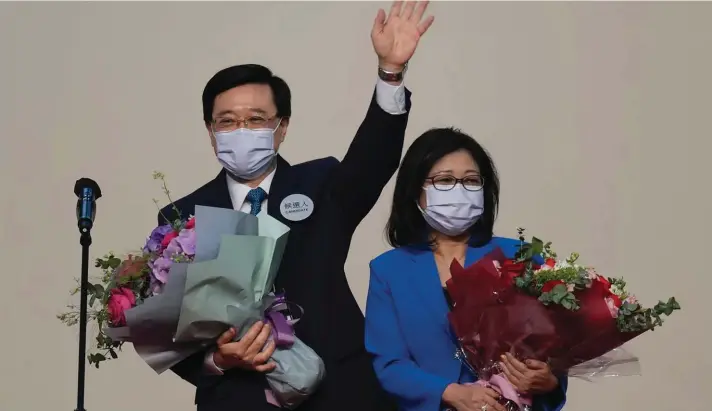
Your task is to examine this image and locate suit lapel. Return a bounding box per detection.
[200,169,234,209]
[408,248,465,381]
[409,248,452,336]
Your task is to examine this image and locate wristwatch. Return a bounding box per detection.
[378,62,408,82]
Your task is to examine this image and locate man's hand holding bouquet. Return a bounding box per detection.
[59,173,325,409]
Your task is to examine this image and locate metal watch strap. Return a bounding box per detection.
[378,63,407,82]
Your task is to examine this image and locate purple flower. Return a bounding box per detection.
[149,256,173,284]
[144,224,174,253]
[162,228,196,258]
[175,229,196,256]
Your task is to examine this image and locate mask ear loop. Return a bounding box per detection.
[273,118,285,144]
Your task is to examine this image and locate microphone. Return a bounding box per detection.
[74,178,102,233]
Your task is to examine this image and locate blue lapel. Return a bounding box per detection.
[406,246,493,382]
[405,242,498,383]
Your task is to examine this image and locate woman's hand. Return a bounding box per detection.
[442,383,505,411]
[500,353,559,395]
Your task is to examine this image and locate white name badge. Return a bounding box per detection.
[279,194,314,222]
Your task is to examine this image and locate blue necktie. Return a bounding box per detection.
[246,187,267,215]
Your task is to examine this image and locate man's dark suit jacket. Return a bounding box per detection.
[158,89,411,411]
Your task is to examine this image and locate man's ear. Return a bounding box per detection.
[278,117,290,142]
[206,122,217,152]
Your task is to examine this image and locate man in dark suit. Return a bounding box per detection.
[158,2,434,410]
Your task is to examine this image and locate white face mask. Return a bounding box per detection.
[418,185,485,236]
[213,120,281,179]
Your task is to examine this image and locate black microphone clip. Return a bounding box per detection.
[74,178,102,234]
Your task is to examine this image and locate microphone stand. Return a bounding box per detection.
[76,227,92,411]
[73,177,101,411]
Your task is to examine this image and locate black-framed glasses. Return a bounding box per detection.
[211,115,279,132]
[425,175,484,192]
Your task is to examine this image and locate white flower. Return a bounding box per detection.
[610,284,625,298]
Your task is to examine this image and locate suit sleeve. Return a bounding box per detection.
[365,261,451,410]
[534,376,567,411]
[328,88,411,230]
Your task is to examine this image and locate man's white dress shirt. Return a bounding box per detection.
[205,77,407,374]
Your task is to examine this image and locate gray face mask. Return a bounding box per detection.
[418,185,485,236]
[213,120,281,179]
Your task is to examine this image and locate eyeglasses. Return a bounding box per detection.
[424,175,484,192]
[211,115,279,132]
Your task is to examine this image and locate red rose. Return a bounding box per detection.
[498,259,526,286]
[541,279,565,293]
[501,259,526,274]
[160,230,178,248]
[545,258,556,268]
[185,217,195,229]
[106,287,136,327]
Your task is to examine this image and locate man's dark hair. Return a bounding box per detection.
[202,64,291,123]
[386,127,500,248]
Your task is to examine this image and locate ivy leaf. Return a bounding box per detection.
[109,349,118,359]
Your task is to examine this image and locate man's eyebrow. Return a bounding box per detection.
[214,108,269,117]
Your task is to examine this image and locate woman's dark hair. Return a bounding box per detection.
[386,127,500,248]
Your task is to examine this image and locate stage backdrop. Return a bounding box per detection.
[1,2,710,410]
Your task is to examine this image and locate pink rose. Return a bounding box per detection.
[107,287,136,327]
[624,295,639,305]
[604,296,620,318]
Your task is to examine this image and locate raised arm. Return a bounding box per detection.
[328,1,434,230]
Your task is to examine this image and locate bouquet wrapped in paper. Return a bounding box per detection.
[446,228,680,411]
[59,174,325,409]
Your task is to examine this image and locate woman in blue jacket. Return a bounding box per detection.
[365,127,567,411]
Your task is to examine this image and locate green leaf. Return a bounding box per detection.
[109,349,118,359]
[93,284,105,298]
[530,237,544,256]
[89,295,96,307]
[538,292,553,305]
[108,256,122,269]
[561,293,579,310]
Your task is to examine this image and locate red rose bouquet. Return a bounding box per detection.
[446,228,680,411]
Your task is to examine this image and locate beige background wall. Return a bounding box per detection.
[1,2,710,410]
